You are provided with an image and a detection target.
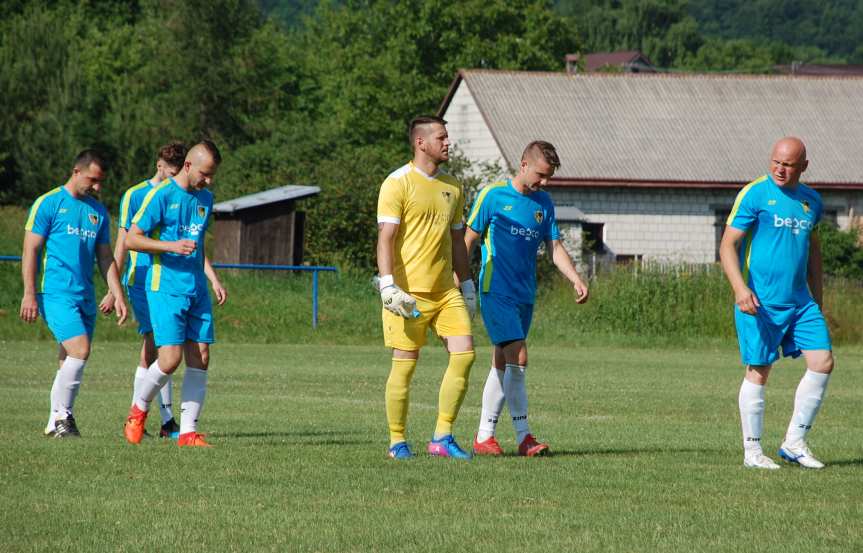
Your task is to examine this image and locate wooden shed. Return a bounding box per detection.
[212,185,320,265]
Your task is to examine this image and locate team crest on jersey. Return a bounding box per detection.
[534,210,543,224]
[88,213,98,225]
[802,201,811,214]
[197,206,207,218]
[441,191,452,203]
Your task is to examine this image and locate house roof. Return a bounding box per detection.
[775,63,863,77]
[439,70,863,189]
[567,51,655,73]
[212,185,320,214]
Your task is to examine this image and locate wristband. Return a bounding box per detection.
[379,274,394,290]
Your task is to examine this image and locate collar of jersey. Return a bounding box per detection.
[410,161,439,180]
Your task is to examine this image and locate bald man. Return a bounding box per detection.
[376,115,476,460]
[122,140,226,447]
[719,137,834,470]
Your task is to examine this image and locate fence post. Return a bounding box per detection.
[312,269,319,329]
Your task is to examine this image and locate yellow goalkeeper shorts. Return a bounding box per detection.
[382,287,472,351]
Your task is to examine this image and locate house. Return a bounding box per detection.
[565,51,657,74]
[439,69,863,267]
[212,185,320,266]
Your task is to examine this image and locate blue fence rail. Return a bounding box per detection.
[0,256,338,329]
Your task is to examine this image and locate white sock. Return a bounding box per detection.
[132,366,148,404]
[477,367,505,441]
[504,364,529,444]
[180,368,208,435]
[135,361,171,412]
[46,369,61,431]
[54,357,86,420]
[739,379,765,455]
[784,369,830,446]
[159,377,174,424]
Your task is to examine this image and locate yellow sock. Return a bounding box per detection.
[434,350,475,438]
[386,358,417,446]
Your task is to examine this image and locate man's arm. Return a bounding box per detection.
[125,224,195,256]
[718,225,760,315]
[19,231,45,323]
[548,239,589,304]
[376,222,398,278]
[96,243,127,324]
[451,227,471,284]
[100,227,129,312]
[807,231,823,308]
[464,227,481,262]
[204,255,227,306]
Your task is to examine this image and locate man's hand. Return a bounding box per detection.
[113,295,128,325]
[212,280,228,306]
[379,275,417,318]
[19,293,38,323]
[172,239,197,256]
[734,286,760,315]
[99,291,115,314]
[460,279,477,319]
[573,278,589,304]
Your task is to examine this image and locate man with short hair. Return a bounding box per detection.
[719,136,834,470]
[20,149,128,438]
[377,115,476,460]
[123,140,225,448]
[104,142,227,439]
[466,141,589,457]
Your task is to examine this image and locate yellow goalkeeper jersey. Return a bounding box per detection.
[377,161,465,293]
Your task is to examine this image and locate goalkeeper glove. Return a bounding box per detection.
[378,274,419,318]
[460,279,477,319]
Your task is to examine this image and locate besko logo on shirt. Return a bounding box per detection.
[510,225,541,241]
[66,225,97,240]
[179,223,205,236]
[773,214,813,235]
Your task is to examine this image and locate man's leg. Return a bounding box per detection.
[124,345,182,444]
[475,346,505,448]
[500,340,547,456]
[386,348,419,453]
[739,364,778,469]
[779,349,833,469]
[178,341,210,446]
[50,335,91,437]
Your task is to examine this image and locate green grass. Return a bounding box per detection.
[2,342,862,552]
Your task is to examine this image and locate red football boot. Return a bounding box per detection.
[124,404,148,445]
[473,435,504,456]
[517,434,550,457]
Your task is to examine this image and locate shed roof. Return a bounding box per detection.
[439,70,863,188]
[213,185,321,214]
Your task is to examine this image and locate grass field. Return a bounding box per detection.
[2,341,862,552]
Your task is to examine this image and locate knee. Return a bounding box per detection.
[811,354,834,374]
[198,349,210,370]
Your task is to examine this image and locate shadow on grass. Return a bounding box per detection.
[825,458,863,467]
[547,446,726,458]
[218,429,374,446]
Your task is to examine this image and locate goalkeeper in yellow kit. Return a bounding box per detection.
[376,115,476,460]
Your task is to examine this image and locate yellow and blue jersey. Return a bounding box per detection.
[466,179,560,304]
[118,179,155,289]
[24,186,111,298]
[131,178,213,296]
[727,174,822,306]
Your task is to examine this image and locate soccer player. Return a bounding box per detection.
[104,142,226,439]
[465,141,589,457]
[122,140,225,448]
[20,149,128,438]
[377,115,477,460]
[719,137,834,470]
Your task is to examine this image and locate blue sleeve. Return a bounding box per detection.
[97,210,110,245]
[545,199,560,241]
[25,195,55,237]
[727,185,759,231]
[466,187,495,234]
[132,188,163,234]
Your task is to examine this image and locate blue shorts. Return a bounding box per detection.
[38,293,96,343]
[734,300,831,366]
[146,290,214,347]
[126,285,152,335]
[480,292,534,345]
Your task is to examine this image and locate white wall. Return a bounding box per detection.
[443,81,507,176]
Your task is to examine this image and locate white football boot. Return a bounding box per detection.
[778,440,825,469]
[744,451,781,470]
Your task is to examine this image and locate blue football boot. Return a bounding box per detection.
[388,441,415,460]
[427,434,472,460]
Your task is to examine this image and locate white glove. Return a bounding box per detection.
[378,275,418,318]
[460,279,477,319]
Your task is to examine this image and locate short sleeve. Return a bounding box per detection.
[24,194,55,237]
[545,201,560,241]
[97,211,111,245]
[118,189,135,230]
[466,185,496,234]
[132,187,163,234]
[377,177,404,224]
[727,184,759,231]
[450,185,465,230]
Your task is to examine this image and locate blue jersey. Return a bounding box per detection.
[24,186,110,298]
[727,174,822,306]
[466,179,560,304]
[118,180,155,288]
[131,178,213,296]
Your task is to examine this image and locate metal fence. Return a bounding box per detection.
[0,256,338,328]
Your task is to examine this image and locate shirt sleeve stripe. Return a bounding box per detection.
[120,181,149,228]
[24,187,62,231]
[726,176,766,225]
[377,216,400,224]
[466,182,504,228]
[131,181,170,226]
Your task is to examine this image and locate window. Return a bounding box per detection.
[581,222,605,254]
